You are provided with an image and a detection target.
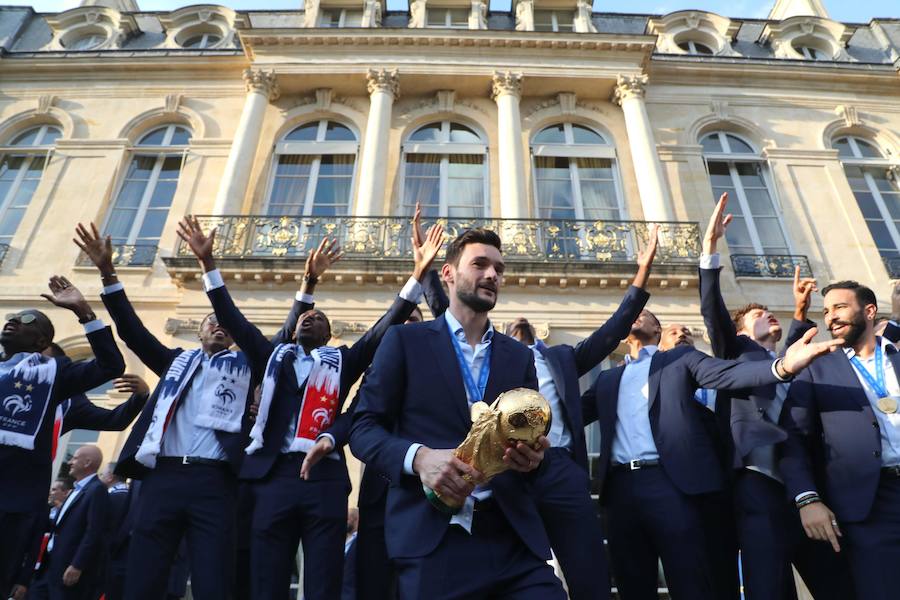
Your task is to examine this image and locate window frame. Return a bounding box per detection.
[677,39,714,55]
[318,8,364,27]
[400,120,490,218]
[701,131,793,256]
[533,10,575,33]
[425,7,470,29]
[102,124,190,247]
[264,119,360,217]
[181,32,222,48]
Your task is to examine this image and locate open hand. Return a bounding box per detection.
[703,193,733,255]
[113,374,149,398]
[413,223,445,281]
[62,565,82,587]
[793,266,818,320]
[176,216,216,270]
[41,276,93,321]
[300,436,335,480]
[73,222,114,275]
[305,237,343,280]
[782,327,844,375]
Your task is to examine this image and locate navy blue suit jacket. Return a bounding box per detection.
[349,317,547,560]
[0,327,125,514]
[778,347,896,522]
[582,345,785,499]
[103,287,306,479]
[44,476,109,587]
[699,266,815,470]
[206,282,418,482]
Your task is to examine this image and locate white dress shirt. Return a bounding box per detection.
[531,343,572,450]
[845,337,900,467]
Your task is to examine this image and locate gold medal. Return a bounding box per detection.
[877,397,898,414]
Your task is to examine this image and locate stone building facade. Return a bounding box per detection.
[1,3,899,588]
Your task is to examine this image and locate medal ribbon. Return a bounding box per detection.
[447,319,491,404]
[849,344,889,398]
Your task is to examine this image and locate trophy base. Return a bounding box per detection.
[423,485,462,515]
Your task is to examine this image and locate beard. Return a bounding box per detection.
[456,279,497,313]
[831,311,867,347]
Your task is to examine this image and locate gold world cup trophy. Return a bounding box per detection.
[424,387,552,514]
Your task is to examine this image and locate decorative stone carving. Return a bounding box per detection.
[835,104,861,128]
[759,15,854,61]
[491,71,523,100]
[469,0,488,30]
[315,88,333,110]
[304,0,321,28]
[710,99,729,119]
[514,0,534,32]
[647,11,740,57]
[557,92,577,115]
[45,6,140,51]
[367,69,400,99]
[362,0,383,28]
[157,5,245,49]
[573,0,597,33]
[408,0,427,29]
[612,74,648,105]
[243,69,280,101]
[36,95,58,115]
[436,90,456,111]
[164,93,183,114]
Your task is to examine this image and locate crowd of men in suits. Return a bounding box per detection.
[2,194,900,600]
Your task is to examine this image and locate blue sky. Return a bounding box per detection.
[3,0,896,22]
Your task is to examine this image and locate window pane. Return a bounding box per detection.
[409,123,442,143]
[843,166,867,191]
[706,161,733,188]
[536,179,575,219]
[169,127,192,146]
[725,135,755,154]
[137,209,168,241]
[149,180,178,208]
[576,158,613,181]
[535,156,571,179]
[268,173,309,215]
[833,137,853,158]
[139,128,168,146]
[275,155,314,177]
[883,192,900,219]
[311,178,351,216]
[873,172,898,193]
[449,8,469,26]
[853,191,882,219]
[866,221,896,251]
[426,9,447,26]
[0,208,25,237]
[448,154,483,178]
[724,217,754,251]
[735,162,766,188]
[755,217,788,250]
[159,156,183,178]
[449,124,481,144]
[744,188,776,216]
[10,179,38,208]
[405,153,441,177]
[701,134,724,153]
[533,10,555,31]
[571,125,605,145]
[343,10,364,26]
[855,139,883,159]
[0,156,24,181]
[41,128,62,146]
[555,11,574,31]
[580,180,620,220]
[125,156,157,180]
[105,208,138,242]
[324,122,356,142]
[11,128,40,146]
[25,156,46,177]
[114,181,148,209]
[534,125,566,145]
[318,155,355,177]
[447,155,484,217]
[284,123,320,142]
[403,154,440,215]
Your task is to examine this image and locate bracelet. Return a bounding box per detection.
[796,496,821,509]
[77,311,97,324]
[100,271,117,282]
[775,358,795,379]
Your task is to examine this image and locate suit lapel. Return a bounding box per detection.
[647,350,665,411]
[56,478,92,527]
[836,348,881,409]
[426,317,471,426]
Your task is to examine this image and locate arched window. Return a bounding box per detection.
[701,132,789,256]
[794,44,829,61]
[833,136,900,267]
[401,121,488,218]
[0,125,62,246]
[103,125,190,261]
[266,120,358,216]
[677,39,714,55]
[531,123,623,221]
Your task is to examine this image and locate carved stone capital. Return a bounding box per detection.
[612,74,648,106]
[36,95,57,115]
[243,69,280,101]
[366,68,400,99]
[491,71,523,101]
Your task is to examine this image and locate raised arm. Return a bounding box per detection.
[75,223,176,375]
[413,203,449,319]
[271,237,343,346]
[40,277,126,397]
[699,194,744,359]
[572,225,656,375]
[177,216,275,374]
[62,375,150,433]
[782,265,818,351]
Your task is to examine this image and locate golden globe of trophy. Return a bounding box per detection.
[424,388,552,515]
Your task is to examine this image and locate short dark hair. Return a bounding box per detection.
[54,477,74,492]
[444,228,502,267]
[731,303,769,332]
[822,280,877,308]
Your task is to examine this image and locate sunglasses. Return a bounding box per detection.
[6,313,36,325]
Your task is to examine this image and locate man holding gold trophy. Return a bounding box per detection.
[350,228,567,599]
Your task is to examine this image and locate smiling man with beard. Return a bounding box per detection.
[780,280,900,600]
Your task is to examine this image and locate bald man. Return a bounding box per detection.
[29,445,110,600]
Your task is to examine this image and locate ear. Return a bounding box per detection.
[441,262,454,285]
[865,303,878,321]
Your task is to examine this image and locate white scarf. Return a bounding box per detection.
[0,353,58,450]
[136,348,251,468]
[246,343,342,455]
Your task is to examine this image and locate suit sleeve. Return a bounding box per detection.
[55,327,126,400]
[270,294,314,346]
[699,267,743,359]
[685,348,780,391]
[884,321,900,345]
[101,287,178,377]
[349,326,414,484]
[777,371,820,499]
[572,286,649,376]
[580,382,599,427]
[205,283,276,376]
[62,392,148,434]
[422,269,449,319]
[341,295,418,386]
[71,483,110,572]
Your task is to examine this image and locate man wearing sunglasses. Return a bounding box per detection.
[0,276,126,599]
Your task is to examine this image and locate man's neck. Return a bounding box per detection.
[748,333,777,353]
[852,330,878,359]
[626,336,652,359]
[74,472,95,485]
[448,301,489,349]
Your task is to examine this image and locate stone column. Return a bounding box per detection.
[212,69,279,215]
[492,71,527,219]
[355,69,399,216]
[613,74,674,222]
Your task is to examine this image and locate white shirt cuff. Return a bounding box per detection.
[102,282,124,295]
[83,319,105,334]
[296,292,314,304]
[202,269,225,291]
[399,277,424,304]
[700,253,721,270]
[772,360,791,382]
[795,491,818,502]
[316,432,336,448]
[403,443,424,475]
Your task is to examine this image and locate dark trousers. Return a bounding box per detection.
[842,474,900,600]
[104,554,127,600]
[531,448,609,600]
[356,493,396,600]
[604,466,713,600]
[234,483,254,600]
[0,509,38,596]
[123,462,237,600]
[394,502,566,600]
[28,554,99,600]
[249,453,349,600]
[735,469,856,600]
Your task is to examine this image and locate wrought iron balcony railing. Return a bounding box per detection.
[0,243,9,267]
[172,215,702,267]
[76,244,158,268]
[730,254,812,278]
[884,256,900,279]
